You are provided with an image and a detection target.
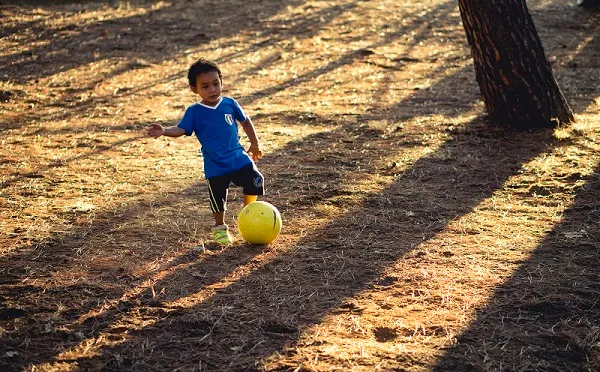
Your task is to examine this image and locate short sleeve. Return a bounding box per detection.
[177,106,195,136]
[232,99,247,122]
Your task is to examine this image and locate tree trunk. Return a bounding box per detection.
[458,0,573,129]
[580,0,600,8]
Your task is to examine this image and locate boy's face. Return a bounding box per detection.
[191,71,222,105]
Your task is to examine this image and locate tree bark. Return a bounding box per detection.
[458,0,573,129]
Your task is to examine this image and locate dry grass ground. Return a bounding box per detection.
[1,0,599,371]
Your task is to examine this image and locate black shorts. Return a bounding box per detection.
[206,163,264,213]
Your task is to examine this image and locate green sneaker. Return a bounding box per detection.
[212,224,233,245]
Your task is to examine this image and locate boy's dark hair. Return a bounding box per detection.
[188,58,222,86]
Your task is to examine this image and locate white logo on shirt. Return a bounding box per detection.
[224,114,234,125]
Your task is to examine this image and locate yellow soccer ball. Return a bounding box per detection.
[238,201,282,245]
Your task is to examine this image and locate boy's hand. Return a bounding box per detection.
[247,143,262,161]
[147,123,165,138]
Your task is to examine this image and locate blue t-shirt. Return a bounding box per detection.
[177,97,252,178]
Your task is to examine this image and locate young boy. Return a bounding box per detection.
[147,58,264,245]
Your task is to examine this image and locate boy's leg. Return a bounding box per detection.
[232,163,265,205]
[207,175,233,244]
[244,195,257,206]
[214,211,225,225]
[207,176,229,222]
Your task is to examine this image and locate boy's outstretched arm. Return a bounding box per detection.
[240,118,262,161]
[146,123,186,138]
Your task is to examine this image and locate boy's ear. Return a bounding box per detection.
[190,85,198,94]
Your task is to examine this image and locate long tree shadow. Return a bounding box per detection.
[1,0,459,257]
[0,48,488,369]
[2,0,445,134]
[0,0,328,132]
[240,0,458,106]
[0,133,144,189]
[430,6,600,370]
[433,164,600,371]
[556,20,600,113]
[1,0,462,261]
[66,118,561,370]
[529,1,600,113]
[1,0,363,135]
[0,114,414,370]
[0,177,270,370]
[0,0,305,83]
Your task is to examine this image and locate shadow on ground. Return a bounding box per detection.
[60,119,562,370]
[433,163,600,371]
[0,1,598,371]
